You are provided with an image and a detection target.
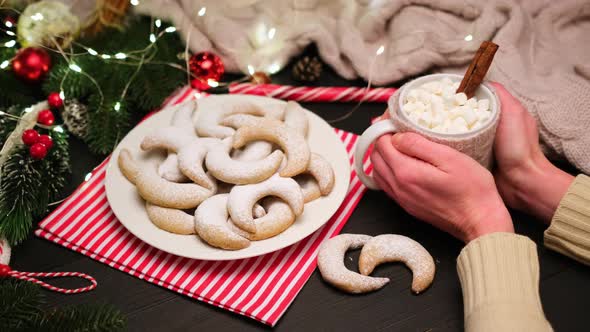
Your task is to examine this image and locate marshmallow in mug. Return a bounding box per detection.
[402,77,492,134]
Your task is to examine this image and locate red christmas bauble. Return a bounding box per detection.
[0,264,11,277]
[37,109,55,126]
[12,47,52,83]
[30,143,48,160]
[22,129,40,145]
[189,52,224,88]
[47,92,63,108]
[38,135,53,150]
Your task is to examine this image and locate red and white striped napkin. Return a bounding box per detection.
[35,86,371,326]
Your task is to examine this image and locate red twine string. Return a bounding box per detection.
[0,263,97,294]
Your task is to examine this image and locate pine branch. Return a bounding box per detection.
[34,304,126,332]
[0,129,70,245]
[0,279,45,331]
[41,16,186,154]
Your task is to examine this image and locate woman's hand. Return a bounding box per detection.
[491,83,574,224]
[371,132,513,243]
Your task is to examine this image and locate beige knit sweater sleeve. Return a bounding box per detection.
[456,233,553,332]
[544,175,590,265]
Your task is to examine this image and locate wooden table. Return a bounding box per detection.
[12,68,590,331]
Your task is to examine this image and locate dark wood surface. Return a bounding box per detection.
[10,66,590,332]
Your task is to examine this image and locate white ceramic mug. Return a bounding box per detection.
[354,73,500,190]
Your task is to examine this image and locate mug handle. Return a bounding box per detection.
[354,120,398,190]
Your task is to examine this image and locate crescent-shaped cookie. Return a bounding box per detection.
[303,153,335,196]
[205,145,284,185]
[157,100,197,182]
[118,149,213,209]
[358,234,435,294]
[294,175,322,203]
[229,197,296,241]
[145,202,195,235]
[195,101,283,138]
[141,127,194,152]
[221,113,280,162]
[284,101,309,137]
[228,174,304,233]
[317,234,390,294]
[232,121,310,177]
[194,194,250,250]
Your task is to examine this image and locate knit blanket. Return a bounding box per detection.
[133,0,587,173]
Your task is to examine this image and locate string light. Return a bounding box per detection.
[247,65,255,75]
[6,31,15,36]
[464,34,473,41]
[155,19,162,28]
[53,125,64,133]
[4,40,16,47]
[130,0,140,6]
[69,63,82,72]
[207,79,219,87]
[4,20,12,28]
[101,54,111,59]
[376,45,385,55]
[267,28,276,40]
[165,26,176,33]
[84,172,92,181]
[149,34,156,43]
[267,62,281,74]
[113,102,121,111]
[193,92,202,99]
[0,61,9,69]
[198,7,207,16]
[87,48,98,55]
[114,52,127,59]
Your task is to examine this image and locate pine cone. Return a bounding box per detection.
[62,99,89,139]
[292,56,323,82]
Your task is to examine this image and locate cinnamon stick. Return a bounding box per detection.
[456,41,499,98]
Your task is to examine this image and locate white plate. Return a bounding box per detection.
[105,95,350,260]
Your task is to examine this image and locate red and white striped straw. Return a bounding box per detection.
[229,83,396,103]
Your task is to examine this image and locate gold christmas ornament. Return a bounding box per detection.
[18,1,80,48]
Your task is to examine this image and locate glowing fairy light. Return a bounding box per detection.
[247,65,255,75]
[59,91,65,99]
[193,92,202,99]
[5,31,15,36]
[149,34,156,43]
[155,19,162,28]
[464,34,473,41]
[376,45,385,55]
[53,125,64,133]
[198,7,207,16]
[84,172,92,181]
[24,107,32,113]
[4,40,16,47]
[207,79,219,87]
[87,48,98,55]
[31,13,44,21]
[0,60,9,69]
[115,52,127,59]
[113,102,121,111]
[165,26,176,33]
[69,63,82,72]
[5,20,12,28]
[130,0,140,6]
[101,54,111,59]
[267,27,276,40]
[268,62,281,74]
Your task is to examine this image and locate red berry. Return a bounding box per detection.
[0,264,11,276]
[47,92,63,108]
[30,143,48,160]
[37,109,55,125]
[21,129,40,145]
[38,135,53,150]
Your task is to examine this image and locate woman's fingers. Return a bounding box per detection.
[389,132,460,171]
